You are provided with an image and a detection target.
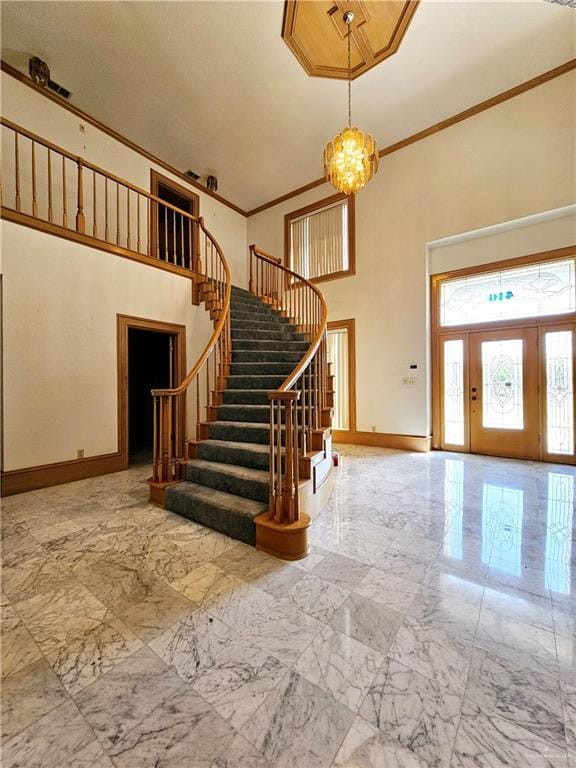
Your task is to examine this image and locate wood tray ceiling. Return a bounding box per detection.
[282,0,420,80]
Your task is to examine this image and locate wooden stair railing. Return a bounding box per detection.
[0,118,204,280]
[149,228,231,503]
[249,244,331,559]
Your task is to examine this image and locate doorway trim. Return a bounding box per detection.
[327,318,357,437]
[117,314,187,468]
[431,245,576,461]
[149,170,200,262]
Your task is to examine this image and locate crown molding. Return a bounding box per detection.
[0,60,248,217]
[3,57,574,221]
[247,58,576,217]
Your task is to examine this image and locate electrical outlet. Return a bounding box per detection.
[77,448,84,459]
[372,425,376,432]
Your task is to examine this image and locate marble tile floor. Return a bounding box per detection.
[1,446,575,767]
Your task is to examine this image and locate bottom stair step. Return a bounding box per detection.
[165,482,267,546]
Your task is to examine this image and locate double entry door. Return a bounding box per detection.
[440,322,575,462]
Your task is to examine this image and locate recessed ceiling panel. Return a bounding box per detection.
[282,0,420,80]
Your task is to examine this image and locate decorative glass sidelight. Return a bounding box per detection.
[443,339,465,445]
[439,258,576,327]
[481,339,524,430]
[545,472,574,595]
[545,331,574,456]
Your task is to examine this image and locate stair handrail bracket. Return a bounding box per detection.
[149,219,231,503]
[249,244,331,556]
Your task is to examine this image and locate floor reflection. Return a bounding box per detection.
[440,457,574,597]
[545,472,574,595]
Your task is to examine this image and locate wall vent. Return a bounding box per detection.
[184,170,200,181]
[47,80,72,99]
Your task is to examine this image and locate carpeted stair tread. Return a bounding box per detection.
[165,482,266,545]
[217,404,305,423]
[231,362,294,375]
[222,389,270,404]
[226,374,287,389]
[207,420,273,445]
[198,439,284,471]
[186,459,268,503]
[232,350,303,363]
[233,340,309,351]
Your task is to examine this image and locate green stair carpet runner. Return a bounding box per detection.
[165,286,307,545]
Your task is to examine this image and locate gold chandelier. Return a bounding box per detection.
[323,11,378,195]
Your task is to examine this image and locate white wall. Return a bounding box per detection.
[1,71,247,472]
[248,73,576,438]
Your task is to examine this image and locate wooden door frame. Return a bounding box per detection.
[431,245,576,461]
[117,314,186,467]
[328,318,357,436]
[149,170,200,261]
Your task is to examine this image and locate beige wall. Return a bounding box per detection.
[2,222,215,471]
[248,73,576,438]
[0,72,249,288]
[0,72,245,472]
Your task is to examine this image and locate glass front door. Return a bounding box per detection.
[469,328,539,459]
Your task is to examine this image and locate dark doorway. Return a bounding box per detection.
[128,328,174,465]
[150,171,199,269]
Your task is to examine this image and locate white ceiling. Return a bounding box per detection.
[1,1,575,211]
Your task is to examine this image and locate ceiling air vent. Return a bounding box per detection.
[184,170,200,181]
[47,80,72,99]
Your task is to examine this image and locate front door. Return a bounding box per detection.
[469,328,539,459]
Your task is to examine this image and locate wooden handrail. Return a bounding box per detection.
[249,243,331,526]
[153,225,231,397]
[249,244,328,394]
[1,118,202,225]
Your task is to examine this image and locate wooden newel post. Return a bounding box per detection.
[76,159,85,233]
[249,247,254,294]
[256,389,308,561]
[160,395,171,483]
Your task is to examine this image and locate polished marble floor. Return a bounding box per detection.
[1,446,575,767]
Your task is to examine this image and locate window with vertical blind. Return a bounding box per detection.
[285,193,355,282]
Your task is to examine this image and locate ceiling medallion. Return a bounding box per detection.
[282,1,420,81]
[323,11,378,194]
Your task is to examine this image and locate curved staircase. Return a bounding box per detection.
[151,244,334,560]
[165,286,310,546]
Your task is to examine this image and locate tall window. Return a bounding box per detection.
[285,194,355,282]
[327,320,356,432]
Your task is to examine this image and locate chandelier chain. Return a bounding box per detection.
[347,16,352,128]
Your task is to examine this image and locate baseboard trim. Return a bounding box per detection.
[332,430,432,452]
[1,452,127,496]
